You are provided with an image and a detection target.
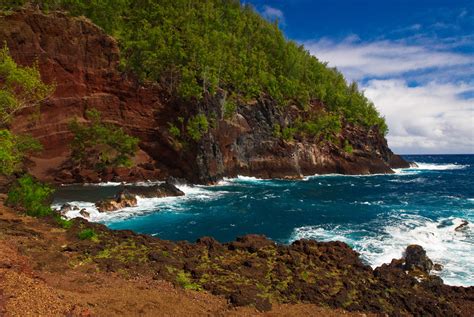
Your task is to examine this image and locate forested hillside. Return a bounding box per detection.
[2,0,387,137]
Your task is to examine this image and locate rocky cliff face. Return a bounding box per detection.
[0,10,409,184]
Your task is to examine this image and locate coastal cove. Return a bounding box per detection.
[54,154,474,287]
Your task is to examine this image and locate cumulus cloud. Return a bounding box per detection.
[303,35,474,154]
[364,80,474,154]
[262,5,284,22]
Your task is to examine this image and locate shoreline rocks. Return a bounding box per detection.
[95,182,184,212]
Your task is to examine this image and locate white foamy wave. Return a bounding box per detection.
[235,175,267,182]
[55,184,229,222]
[80,180,164,187]
[290,215,474,286]
[409,162,468,171]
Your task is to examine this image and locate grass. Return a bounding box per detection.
[78,228,99,242]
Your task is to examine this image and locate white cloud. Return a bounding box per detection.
[302,36,474,154]
[304,37,473,81]
[262,5,284,22]
[364,80,474,154]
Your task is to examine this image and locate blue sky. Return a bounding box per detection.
[247,0,474,154]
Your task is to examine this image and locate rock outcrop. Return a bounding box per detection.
[95,182,184,212]
[0,9,410,185]
[96,190,138,213]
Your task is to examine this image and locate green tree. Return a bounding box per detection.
[69,109,139,170]
[0,45,50,176]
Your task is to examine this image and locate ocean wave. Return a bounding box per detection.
[290,215,474,287]
[409,162,468,171]
[78,180,163,187]
[55,184,229,222]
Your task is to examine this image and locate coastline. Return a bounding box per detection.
[1,196,473,315]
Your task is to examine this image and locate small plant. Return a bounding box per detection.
[0,130,42,176]
[186,113,209,142]
[343,140,353,154]
[273,123,282,139]
[282,127,296,142]
[176,271,203,291]
[55,215,73,229]
[78,228,99,242]
[223,98,237,119]
[6,175,54,217]
[168,123,181,138]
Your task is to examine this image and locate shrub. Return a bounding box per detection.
[168,123,181,138]
[223,98,237,119]
[78,228,98,241]
[0,130,42,176]
[282,127,296,142]
[69,109,139,170]
[343,140,353,154]
[6,175,54,217]
[186,113,209,141]
[176,271,202,291]
[0,44,54,127]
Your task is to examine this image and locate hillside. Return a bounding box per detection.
[0,6,408,184]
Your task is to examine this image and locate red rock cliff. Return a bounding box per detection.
[0,10,409,184]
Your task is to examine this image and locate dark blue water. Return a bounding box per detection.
[53,155,474,286]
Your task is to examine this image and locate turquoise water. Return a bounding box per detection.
[54,155,474,286]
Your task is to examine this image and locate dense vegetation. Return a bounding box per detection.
[1,0,388,137]
[6,175,54,217]
[0,46,57,219]
[0,45,50,175]
[69,109,139,170]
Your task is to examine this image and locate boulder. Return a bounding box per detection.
[96,190,137,212]
[403,244,433,274]
[455,220,469,232]
[125,182,185,199]
[79,209,90,218]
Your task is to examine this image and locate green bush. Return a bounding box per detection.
[223,98,237,119]
[168,123,181,138]
[343,140,354,154]
[55,214,73,229]
[6,175,54,217]
[69,109,139,170]
[0,44,54,127]
[296,113,342,141]
[78,228,98,241]
[186,113,209,142]
[176,271,202,291]
[0,130,42,176]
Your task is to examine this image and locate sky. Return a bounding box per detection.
[247,0,474,154]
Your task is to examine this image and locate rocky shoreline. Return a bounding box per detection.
[1,197,473,316]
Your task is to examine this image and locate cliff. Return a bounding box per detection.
[0,10,409,185]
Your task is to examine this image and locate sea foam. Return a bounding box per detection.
[291,214,473,287]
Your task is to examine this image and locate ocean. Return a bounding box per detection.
[53,155,474,287]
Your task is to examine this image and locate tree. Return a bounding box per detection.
[0,45,54,127]
[69,109,139,170]
[0,45,50,176]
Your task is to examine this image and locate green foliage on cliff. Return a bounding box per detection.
[3,0,388,135]
[186,114,209,141]
[78,228,99,241]
[0,130,42,176]
[0,45,54,127]
[6,175,54,217]
[0,45,46,176]
[69,109,139,170]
